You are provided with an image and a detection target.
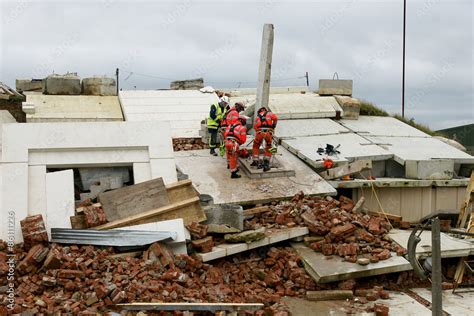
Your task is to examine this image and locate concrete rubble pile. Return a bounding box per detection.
[245,192,407,264]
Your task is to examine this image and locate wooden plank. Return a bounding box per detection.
[111,302,264,312]
[367,210,402,222]
[70,215,86,229]
[98,177,170,222]
[306,290,353,301]
[94,197,202,230]
[165,179,197,204]
[319,159,372,180]
[243,206,271,216]
[457,171,474,228]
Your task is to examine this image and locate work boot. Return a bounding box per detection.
[250,160,259,167]
[210,148,217,156]
[257,161,264,169]
[263,160,271,172]
[231,171,241,179]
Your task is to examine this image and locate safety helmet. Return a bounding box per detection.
[258,106,268,114]
[220,96,229,105]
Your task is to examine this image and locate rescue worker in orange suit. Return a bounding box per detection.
[219,102,246,156]
[251,107,278,172]
[224,115,247,179]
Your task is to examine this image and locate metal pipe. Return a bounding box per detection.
[431,218,443,316]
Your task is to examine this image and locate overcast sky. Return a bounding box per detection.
[1,0,472,129]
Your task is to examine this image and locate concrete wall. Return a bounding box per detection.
[0,121,177,242]
[352,186,466,222]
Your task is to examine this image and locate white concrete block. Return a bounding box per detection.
[405,159,455,180]
[268,230,290,244]
[196,247,227,262]
[28,165,47,218]
[1,163,28,242]
[215,243,248,256]
[114,218,188,254]
[133,163,152,184]
[149,158,177,184]
[45,170,75,239]
[247,237,270,250]
[1,121,175,163]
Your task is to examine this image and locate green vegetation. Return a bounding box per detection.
[358,99,438,136]
[359,100,389,116]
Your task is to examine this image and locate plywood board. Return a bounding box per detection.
[291,243,412,283]
[98,177,170,222]
[174,147,336,205]
[388,229,474,258]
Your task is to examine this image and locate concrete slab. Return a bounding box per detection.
[78,167,130,190]
[267,94,342,119]
[174,147,336,205]
[119,90,219,138]
[45,170,75,239]
[339,116,430,138]
[238,156,295,179]
[196,227,308,262]
[388,229,474,258]
[282,133,393,168]
[204,204,244,231]
[405,159,454,180]
[2,121,174,162]
[24,94,123,122]
[366,136,474,165]
[318,79,353,96]
[291,243,412,283]
[274,118,350,139]
[412,288,474,316]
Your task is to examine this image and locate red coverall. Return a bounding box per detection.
[253,110,278,161]
[224,121,247,172]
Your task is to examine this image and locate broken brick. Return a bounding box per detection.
[191,236,214,253]
[20,215,48,249]
[185,222,208,239]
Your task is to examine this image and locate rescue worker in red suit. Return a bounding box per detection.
[224,116,247,179]
[221,102,245,128]
[251,107,278,172]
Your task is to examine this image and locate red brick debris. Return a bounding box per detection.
[0,240,316,315]
[245,192,407,263]
[173,138,209,151]
[20,215,48,250]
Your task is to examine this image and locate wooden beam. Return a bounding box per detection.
[457,171,474,228]
[319,160,372,180]
[109,302,264,312]
[243,206,271,216]
[94,197,201,230]
[306,290,353,301]
[98,177,170,222]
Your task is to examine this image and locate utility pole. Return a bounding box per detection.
[402,0,406,118]
[254,24,274,126]
[305,71,309,87]
[115,68,119,95]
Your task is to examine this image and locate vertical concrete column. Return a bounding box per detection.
[254,23,274,126]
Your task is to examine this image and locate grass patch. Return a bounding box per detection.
[359,100,389,116]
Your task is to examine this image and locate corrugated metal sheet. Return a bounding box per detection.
[51,228,177,246]
[119,90,219,138]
